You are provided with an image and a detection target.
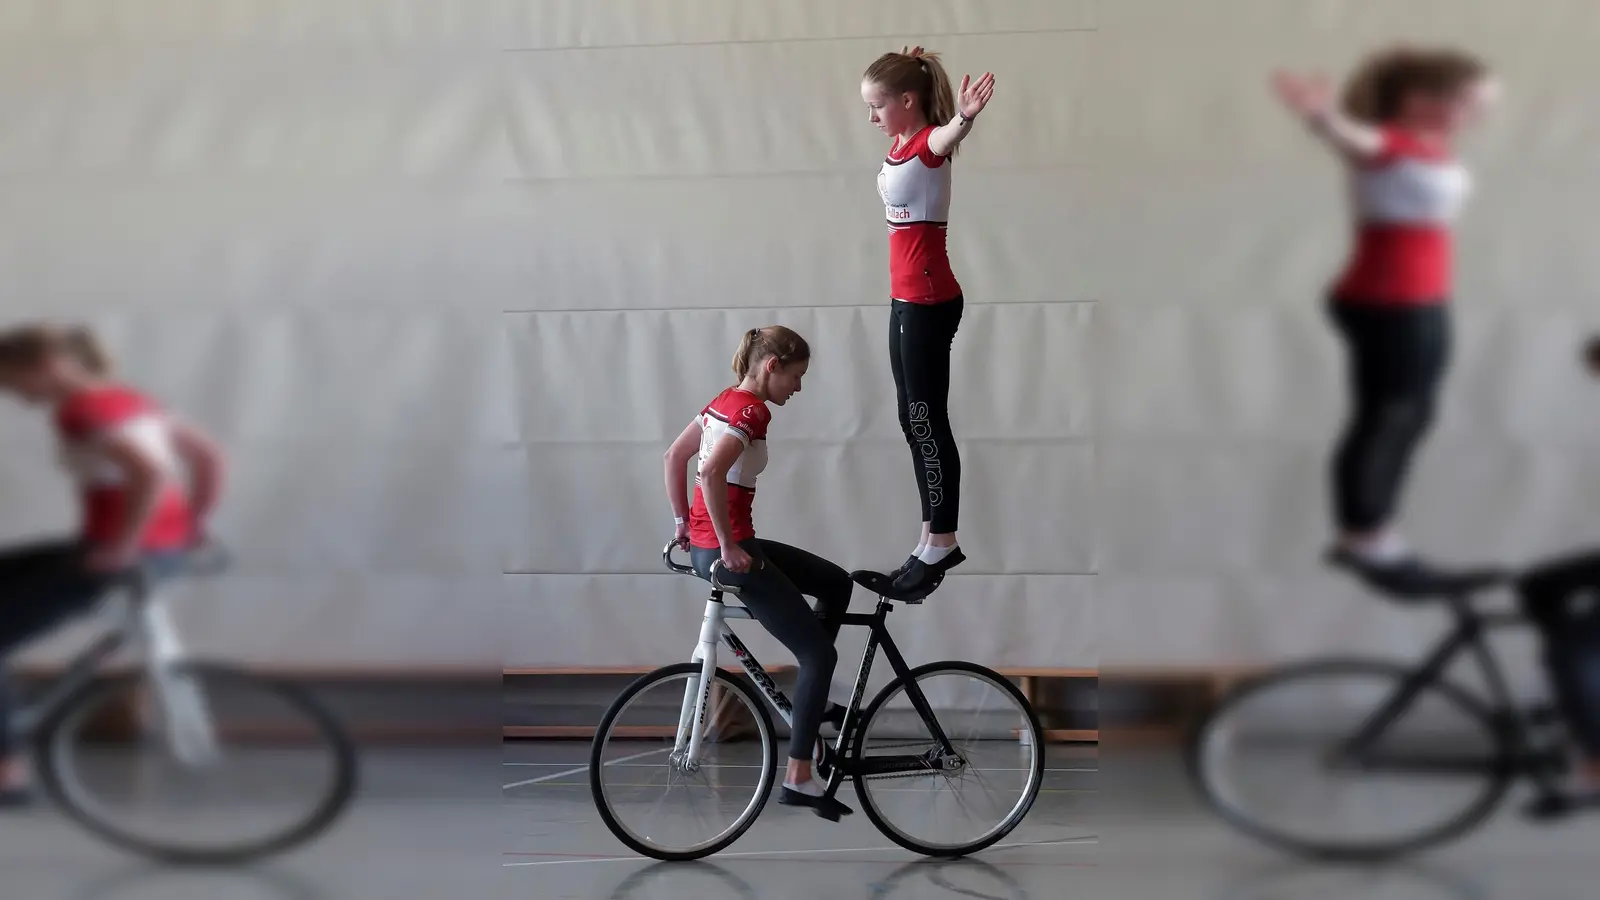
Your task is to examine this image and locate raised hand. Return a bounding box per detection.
[957,71,996,119]
[1272,70,1333,117]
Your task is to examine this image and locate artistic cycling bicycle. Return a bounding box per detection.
[587,539,1045,861]
[11,541,358,864]
[1186,563,1600,862]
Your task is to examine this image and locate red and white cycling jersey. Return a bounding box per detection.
[687,387,771,548]
[1333,127,1472,305]
[53,384,194,551]
[878,124,962,304]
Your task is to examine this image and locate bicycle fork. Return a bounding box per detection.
[135,597,221,766]
[673,600,725,768]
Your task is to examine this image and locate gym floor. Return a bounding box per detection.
[508,742,1600,899]
[504,739,1098,899]
[1098,747,1600,900]
[8,743,1596,897]
[0,747,501,900]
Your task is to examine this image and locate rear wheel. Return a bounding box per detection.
[1185,658,1513,861]
[849,661,1046,857]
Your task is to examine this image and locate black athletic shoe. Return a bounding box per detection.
[1325,547,1457,598]
[892,547,966,594]
[778,785,853,821]
[887,554,919,583]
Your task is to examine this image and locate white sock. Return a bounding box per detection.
[1345,532,1408,565]
[784,775,825,796]
[918,542,957,565]
[911,541,927,560]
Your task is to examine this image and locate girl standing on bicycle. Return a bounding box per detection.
[0,323,225,807]
[664,325,855,820]
[861,46,994,596]
[1273,46,1496,595]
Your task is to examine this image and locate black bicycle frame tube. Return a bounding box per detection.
[706,592,963,790]
[1340,624,1476,757]
[1339,597,1556,784]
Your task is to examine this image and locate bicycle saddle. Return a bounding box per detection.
[849,568,944,604]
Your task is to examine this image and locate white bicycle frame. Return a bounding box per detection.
[119,584,221,766]
[672,593,793,765]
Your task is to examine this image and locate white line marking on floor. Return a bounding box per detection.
[502,747,670,789]
[502,836,1098,867]
[505,762,1098,773]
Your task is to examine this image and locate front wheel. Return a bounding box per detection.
[35,661,359,864]
[850,661,1046,857]
[1185,658,1513,862]
[589,662,777,861]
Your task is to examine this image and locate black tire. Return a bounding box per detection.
[589,662,777,861]
[34,661,359,865]
[1184,658,1513,862]
[849,660,1046,858]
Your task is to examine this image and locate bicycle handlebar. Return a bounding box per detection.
[108,538,235,599]
[662,538,742,594]
[662,540,695,575]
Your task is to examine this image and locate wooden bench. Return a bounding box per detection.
[505,665,1103,743]
[503,665,797,741]
[504,665,1272,748]
[995,667,1098,743]
[13,664,496,744]
[1092,666,1265,746]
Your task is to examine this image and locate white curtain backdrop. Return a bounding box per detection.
[1093,1,1600,689]
[505,1,1099,687]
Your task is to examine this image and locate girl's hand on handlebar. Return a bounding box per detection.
[673,520,690,549]
[720,543,753,573]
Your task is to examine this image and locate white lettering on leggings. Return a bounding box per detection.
[908,401,943,509]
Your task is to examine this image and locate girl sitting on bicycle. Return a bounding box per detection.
[663,325,855,821]
[0,323,225,807]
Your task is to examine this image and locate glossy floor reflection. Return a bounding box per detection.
[505,740,1098,899]
[1099,746,1600,899]
[0,748,500,900]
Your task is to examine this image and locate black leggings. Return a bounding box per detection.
[690,539,853,762]
[890,296,964,534]
[1328,300,1451,533]
[1518,550,1600,757]
[0,539,114,758]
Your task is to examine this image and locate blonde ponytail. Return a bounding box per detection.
[0,321,111,376]
[63,325,112,375]
[731,327,762,380]
[918,52,958,130]
[731,325,811,383]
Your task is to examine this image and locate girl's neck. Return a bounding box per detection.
[736,378,767,402]
[898,118,930,146]
[52,371,105,400]
[1393,116,1447,145]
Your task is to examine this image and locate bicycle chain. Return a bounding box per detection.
[847,740,965,781]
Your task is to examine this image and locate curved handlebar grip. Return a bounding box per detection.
[185,538,233,576]
[708,560,742,594]
[662,540,696,575]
